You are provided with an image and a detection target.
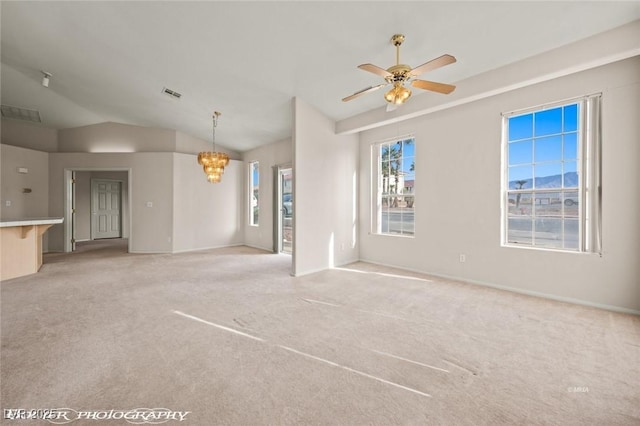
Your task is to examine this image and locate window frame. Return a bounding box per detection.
[371,135,416,238]
[249,161,259,227]
[500,94,601,253]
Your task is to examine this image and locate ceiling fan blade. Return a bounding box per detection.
[342,83,387,102]
[410,54,456,77]
[411,79,456,94]
[357,63,392,78]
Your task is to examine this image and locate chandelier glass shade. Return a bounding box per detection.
[384,83,412,105]
[197,112,229,183]
[198,152,229,183]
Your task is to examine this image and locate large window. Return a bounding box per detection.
[373,137,415,236]
[249,161,259,226]
[502,95,601,252]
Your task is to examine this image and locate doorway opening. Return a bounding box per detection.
[64,168,132,253]
[276,167,293,254]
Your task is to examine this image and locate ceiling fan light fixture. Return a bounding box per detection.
[384,84,411,105]
[343,34,456,107]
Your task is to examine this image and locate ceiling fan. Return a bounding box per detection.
[342,34,457,109]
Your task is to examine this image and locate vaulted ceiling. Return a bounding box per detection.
[2,2,639,152]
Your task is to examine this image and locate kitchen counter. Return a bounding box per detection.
[0,217,64,281]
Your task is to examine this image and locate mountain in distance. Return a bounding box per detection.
[509,172,578,190]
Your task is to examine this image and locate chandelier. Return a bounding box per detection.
[197,111,230,183]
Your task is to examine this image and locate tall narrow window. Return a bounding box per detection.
[502,94,601,252]
[372,137,415,236]
[250,161,259,226]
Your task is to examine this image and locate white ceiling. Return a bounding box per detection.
[1,2,639,152]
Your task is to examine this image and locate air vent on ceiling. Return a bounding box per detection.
[162,87,182,99]
[1,105,42,123]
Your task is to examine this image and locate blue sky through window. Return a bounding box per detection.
[507,104,579,189]
[252,163,259,186]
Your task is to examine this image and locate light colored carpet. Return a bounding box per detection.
[1,240,639,425]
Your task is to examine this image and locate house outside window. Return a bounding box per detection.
[249,161,259,226]
[372,137,415,236]
[502,94,601,253]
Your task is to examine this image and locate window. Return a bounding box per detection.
[372,137,415,236]
[249,161,259,226]
[502,95,601,252]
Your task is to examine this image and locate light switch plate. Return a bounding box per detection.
[146,201,153,207]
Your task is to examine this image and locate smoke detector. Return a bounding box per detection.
[41,71,52,87]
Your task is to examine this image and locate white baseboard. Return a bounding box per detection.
[243,244,275,253]
[292,266,329,277]
[292,257,361,278]
[170,242,244,254]
[359,258,640,316]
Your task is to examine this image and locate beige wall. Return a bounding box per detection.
[1,124,53,253]
[293,98,359,276]
[57,123,242,157]
[172,154,244,252]
[0,144,49,220]
[74,171,91,241]
[1,119,58,152]
[2,119,247,255]
[58,122,176,153]
[49,153,174,253]
[242,138,293,251]
[359,57,640,313]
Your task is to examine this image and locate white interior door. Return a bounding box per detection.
[91,179,121,239]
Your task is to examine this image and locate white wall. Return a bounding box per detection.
[359,57,640,313]
[49,153,174,253]
[242,138,293,251]
[0,144,49,220]
[293,98,359,276]
[172,154,244,252]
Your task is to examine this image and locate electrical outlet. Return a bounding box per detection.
[5,200,11,207]
[459,254,466,263]
[146,201,153,207]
